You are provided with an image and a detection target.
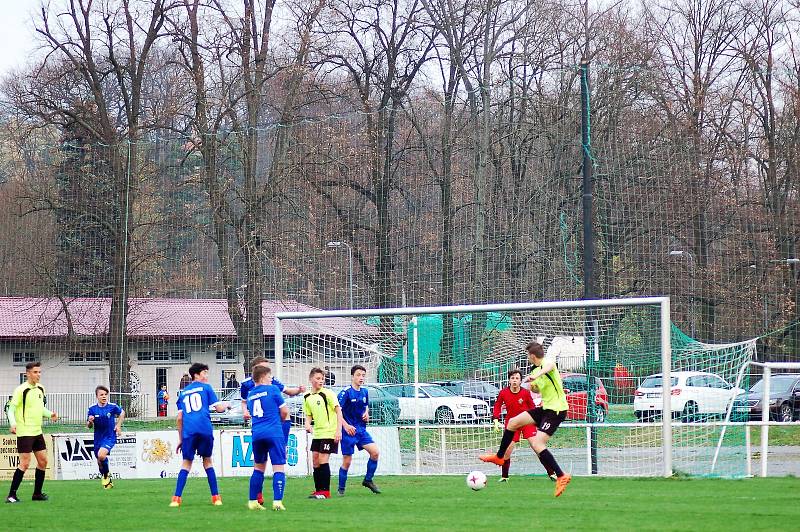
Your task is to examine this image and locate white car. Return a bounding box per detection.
[376,383,490,424]
[634,371,744,422]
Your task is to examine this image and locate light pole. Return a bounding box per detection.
[327,241,353,309]
[669,250,696,338]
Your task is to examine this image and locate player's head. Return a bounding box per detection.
[507,369,522,388]
[252,364,272,385]
[309,367,325,390]
[351,364,366,386]
[189,362,210,382]
[95,385,110,404]
[525,341,545,364]
[160,384,167,390]
[250,356,269,370]
[25,361,42,384]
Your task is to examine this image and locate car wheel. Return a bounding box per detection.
[682,401,698,423]
[435,407,455,424]
[778,403,792,423]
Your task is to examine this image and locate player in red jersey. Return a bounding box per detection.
[492,369,555,481]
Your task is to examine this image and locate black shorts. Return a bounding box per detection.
[527,408,567,436]
[310,438,338,454]
[17,434,47,454]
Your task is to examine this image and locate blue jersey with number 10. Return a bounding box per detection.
[178,382,219,437]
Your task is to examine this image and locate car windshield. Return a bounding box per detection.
[640,376,678,388]
[465,382,498,394]
[749,376,797,394]
[421,386,455,397]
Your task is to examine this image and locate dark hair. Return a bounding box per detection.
[351,364,367,376]
[95,385,110,395]
[309,367,325,378]
[189,362,209,379]
[250,356,268,369]
[252,365,271,382]
[25,361,41,371]
[525,341,545,358]
[507,369,522,379]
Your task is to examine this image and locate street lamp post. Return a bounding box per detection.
[327,241,353,309]
[669,250,696,338]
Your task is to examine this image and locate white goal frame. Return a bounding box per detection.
[274,296,673,477]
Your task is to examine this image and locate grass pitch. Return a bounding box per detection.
[3,475,797,531]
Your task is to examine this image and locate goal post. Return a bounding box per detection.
[275,296,683,477]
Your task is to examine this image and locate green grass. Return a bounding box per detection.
[3,475,797,531]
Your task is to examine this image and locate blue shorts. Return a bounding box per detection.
[252,434,286,466]
[182,433,214,461]
[340,429,374,456]
[94,437,116,456]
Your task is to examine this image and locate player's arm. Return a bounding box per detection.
[303,397,313,433]
[530,358,557,380]
[87,407,95,428]
[7,388,22,433]
[175,410,183,451]
[279,403,289,422]
[334,404,344,443]
[208,387,228,413]
[338,390,356,435]
[492,390,506,420]
[283,386,306,396]
[115,408,126,436]
[240,382,251,420]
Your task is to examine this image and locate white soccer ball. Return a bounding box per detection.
[466,470,487,491]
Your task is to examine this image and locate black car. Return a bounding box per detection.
[430,380,500,409]
[734,373,800,422]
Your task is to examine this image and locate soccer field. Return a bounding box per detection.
[4,475,797,531]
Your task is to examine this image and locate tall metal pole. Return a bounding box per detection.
[580,59,598,475]
[347,243,354,310]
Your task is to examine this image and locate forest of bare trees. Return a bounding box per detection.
[0,0,798,384]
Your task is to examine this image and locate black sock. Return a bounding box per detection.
[537,449,564,477]
[33,468,45,495]
[501,458,511,478]
[321,463,331,492]
[312,466,321,491]
[496,429,515,458]
[8,468,24,497]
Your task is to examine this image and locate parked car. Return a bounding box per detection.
[285,385,401,426]
[430,380,500,409]
[733,374,800,422]
[210,389,245,425]
[376,383,490,424]
[561,372,609,423]
[634,371,744,422]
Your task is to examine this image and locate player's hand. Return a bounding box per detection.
[50,412,58,422]
[305,423,312,434]
[334,431,342,443]
[522,375,532,383]
[9,425,16,434]
[345,423,356,436]
[176,442,182,453]
[298,385,306,393]
[362,412,369,422]
[88,415,95,424]
[115,426,122,437]
[493,419,502,433]
[243,409,251,421]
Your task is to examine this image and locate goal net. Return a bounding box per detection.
[275,297,756,478]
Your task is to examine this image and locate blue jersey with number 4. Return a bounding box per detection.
[247,384,285,438]
[178,382,219,437]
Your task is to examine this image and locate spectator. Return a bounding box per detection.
[157,385,169,417]
[324,366,337,386]
[179,373,191,391]
[225,374,239,390]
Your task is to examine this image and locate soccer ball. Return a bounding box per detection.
[466,470,487,491]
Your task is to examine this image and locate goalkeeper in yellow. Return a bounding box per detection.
[5,361,58,503]
[480,341,571,497]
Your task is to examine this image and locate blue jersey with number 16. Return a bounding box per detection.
[178,382,219,437]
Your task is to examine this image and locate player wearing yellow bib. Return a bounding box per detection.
[303,367,343,499]
[5,361,59,503]
[480,341,572,497]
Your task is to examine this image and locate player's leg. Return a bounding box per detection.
[249,438,268,510]
[338,431,356,495]
[171,435,195,506]
[310,447,322,495]
[500,439,518,480]
[525,431,556,481]
[197,433,221,505]
[317,449,332,498]
[31,436,49,500]
[361,438,381,493]
[268,436,287,510]
[96,446,113,488]
[480,411,534,465]
[530,411,570,496]
[7,438,32,503]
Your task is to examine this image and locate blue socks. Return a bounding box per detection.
[338,467,348,490]
[273,471,286,501]
[366,458,378,482]
[99,458,109,477]
[174,469,189,497]
[249,469,265,501]
[206,467,219,496]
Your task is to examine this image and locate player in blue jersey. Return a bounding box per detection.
[246,365,290,511]
[240,356,304,504]
[86,385,125,489]
[337,365,381,496]
[170,363,230,507]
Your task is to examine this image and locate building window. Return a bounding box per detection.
[12,352,37,365]
[137,350,189,364]
[69,352,109,365]
[216,351,239,364]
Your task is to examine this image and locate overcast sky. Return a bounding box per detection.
[0,1,41,79]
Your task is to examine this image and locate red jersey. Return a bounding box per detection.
[493,387,536,425]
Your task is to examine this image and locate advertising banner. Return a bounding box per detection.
[0,434,55,480]
[53,433,137,480]
[136,430,219,479]
[218,428,308,477]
